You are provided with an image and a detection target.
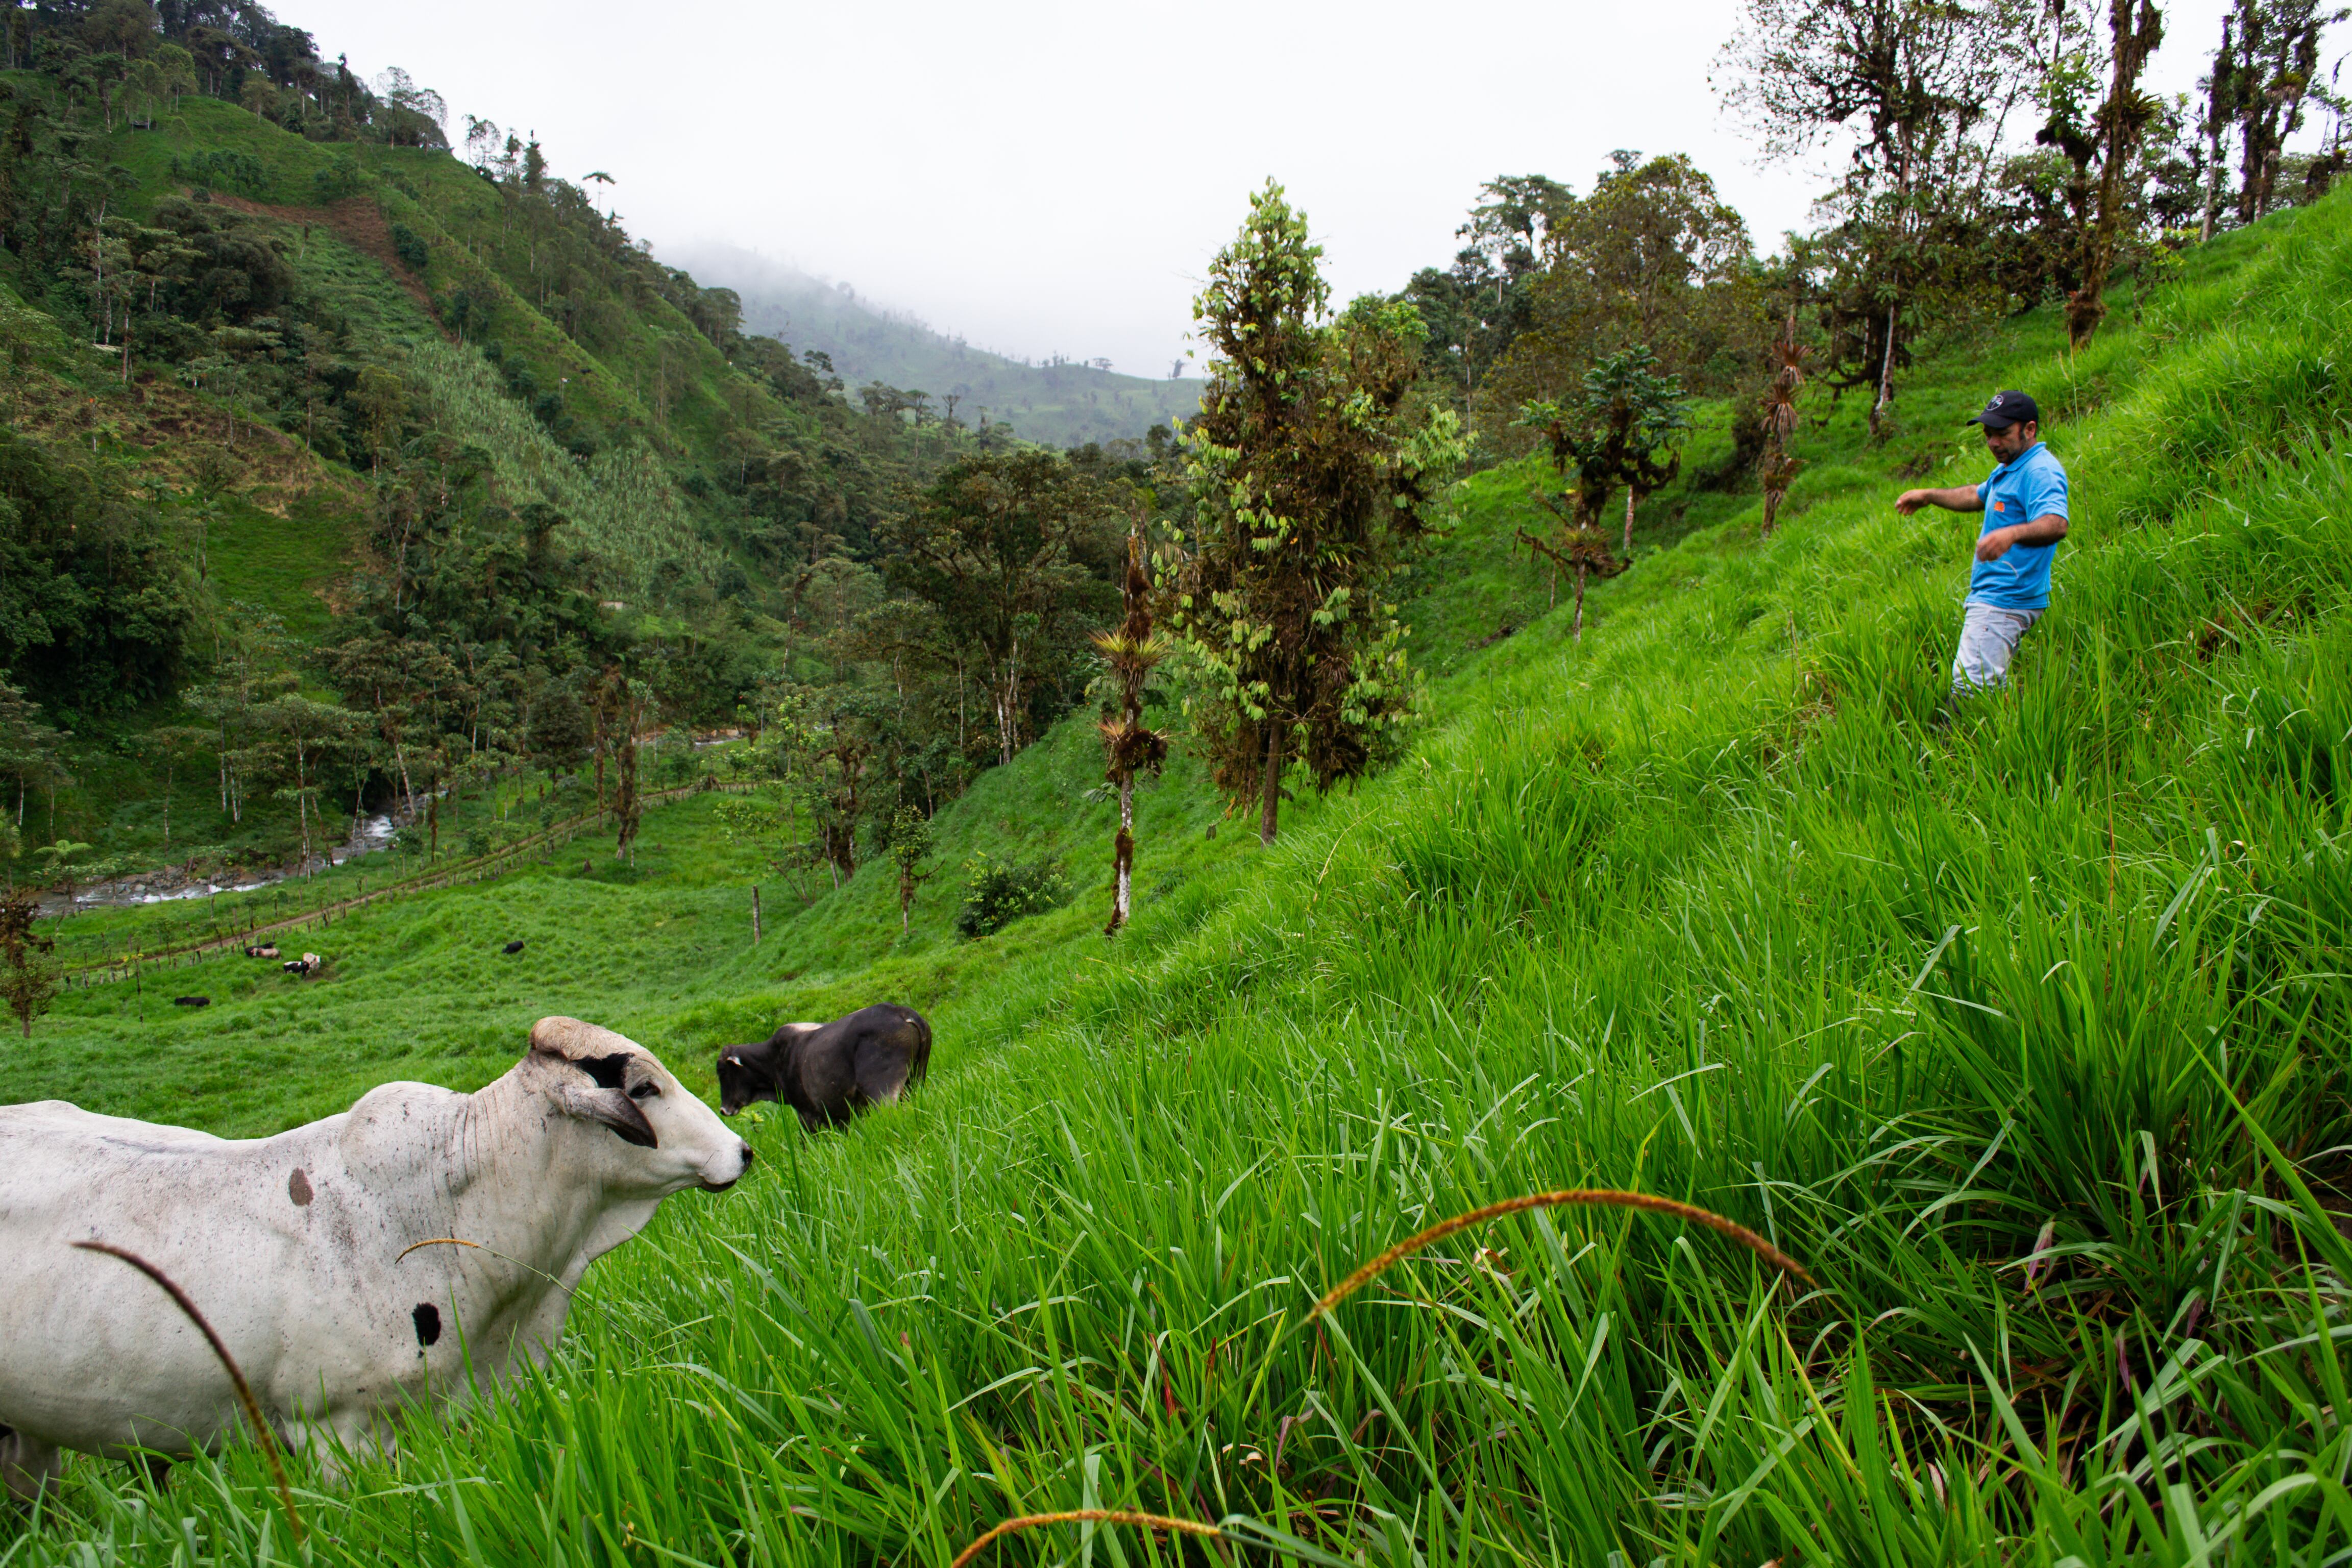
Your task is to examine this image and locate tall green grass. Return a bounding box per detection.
[8,198,2351,1563]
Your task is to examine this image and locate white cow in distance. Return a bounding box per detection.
[0,1016,753,1498]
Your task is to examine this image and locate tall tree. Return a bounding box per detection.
[1395,174,1576,415]
[1491,154,1755,423]
[591,667,655,865]
[2202,13,2245,239]
[881,805,933,938]
[0,679,62,836]
[1721,0,2033,429]
[1165,182,1463,846]
[2224,0,2348,222]
[327,633,458,819]
[252,694,356,876]
[2037,0,2166,344]
[142,723,212,846]
[880,451,1117,768]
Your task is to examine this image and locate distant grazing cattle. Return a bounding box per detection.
[0,1017,751,1500]
[502,940,525,955]
[715,1004,932,1130]
[281,952,322,978]
[170,996,209,1009]
[242,945,279,960]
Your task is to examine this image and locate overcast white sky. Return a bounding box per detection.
[290,0,2326,377]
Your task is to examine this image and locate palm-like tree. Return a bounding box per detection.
[1094,526,1168,936]
[1758,310,1814,538]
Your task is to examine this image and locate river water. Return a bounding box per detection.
[49,811,406,914]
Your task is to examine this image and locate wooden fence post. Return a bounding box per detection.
[751,887,762,945]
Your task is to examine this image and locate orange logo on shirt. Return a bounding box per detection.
[1993,501,2006,512]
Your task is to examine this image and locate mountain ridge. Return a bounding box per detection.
[675,241,1202,448]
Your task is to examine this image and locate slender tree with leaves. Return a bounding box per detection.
[253,695,357,877]
[0,680,61,836]
[1164,182,1463,846]
[1517,347,1692,559]
[2225,0,2348,221]
[882,805,934,938]
[2037,0,2166,345]
[1512,350,1689,640]
[881,451,1118,769]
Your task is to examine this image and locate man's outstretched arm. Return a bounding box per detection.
[1894,485,1983,516]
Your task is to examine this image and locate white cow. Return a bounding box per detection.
[0,1017,752,1499]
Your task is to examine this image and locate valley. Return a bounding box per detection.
[1,0,2347,1562]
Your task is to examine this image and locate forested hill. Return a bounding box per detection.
[0,0,1142,887]
[678,243,1203,448]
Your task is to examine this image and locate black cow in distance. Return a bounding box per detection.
[715,1004,932,1131]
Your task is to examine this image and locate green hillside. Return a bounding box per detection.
[682,244,1204,448]
[10,180,2350,1564]
[0,32,1068,888]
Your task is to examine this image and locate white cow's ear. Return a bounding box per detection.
[556,1081,659,1148]
[532,1017,660,1147]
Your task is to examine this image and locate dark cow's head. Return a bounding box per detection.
[714,1040,774,1118]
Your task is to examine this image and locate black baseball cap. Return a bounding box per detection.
[1966,390,2040,430]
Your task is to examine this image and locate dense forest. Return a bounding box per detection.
[0,0,2340,908]
[0,0,1173,893]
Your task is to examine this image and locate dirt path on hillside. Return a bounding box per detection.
[209,193,439,318]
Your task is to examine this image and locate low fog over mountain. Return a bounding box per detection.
[677,244,1202,449]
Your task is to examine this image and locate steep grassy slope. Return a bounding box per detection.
[101,95,760,465]
[9,196,2352,1564]
[0,83,844,870]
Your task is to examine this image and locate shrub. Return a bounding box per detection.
[168,150,267,197]
[389,223,430,275]
[311,156,363,203]
[955,851,1069,939]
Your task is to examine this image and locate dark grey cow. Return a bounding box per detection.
[715,1004,932,1130]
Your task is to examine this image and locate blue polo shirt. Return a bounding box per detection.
[1969,441,2068,610]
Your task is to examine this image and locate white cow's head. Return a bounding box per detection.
[527,1017,754,1193]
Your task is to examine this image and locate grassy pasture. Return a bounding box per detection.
[24,712,1243,1137]
[6,197,2352,1564]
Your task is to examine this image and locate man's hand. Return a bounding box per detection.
[1895,485,1979,516]
[1979,513,2068,560]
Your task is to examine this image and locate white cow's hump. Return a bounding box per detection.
[339,1078,487,1187]
[347,1079,471,1118]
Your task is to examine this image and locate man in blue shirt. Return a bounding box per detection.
[1895,389,2070,694]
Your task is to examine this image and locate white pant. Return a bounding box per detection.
[1951,603,2043,693]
